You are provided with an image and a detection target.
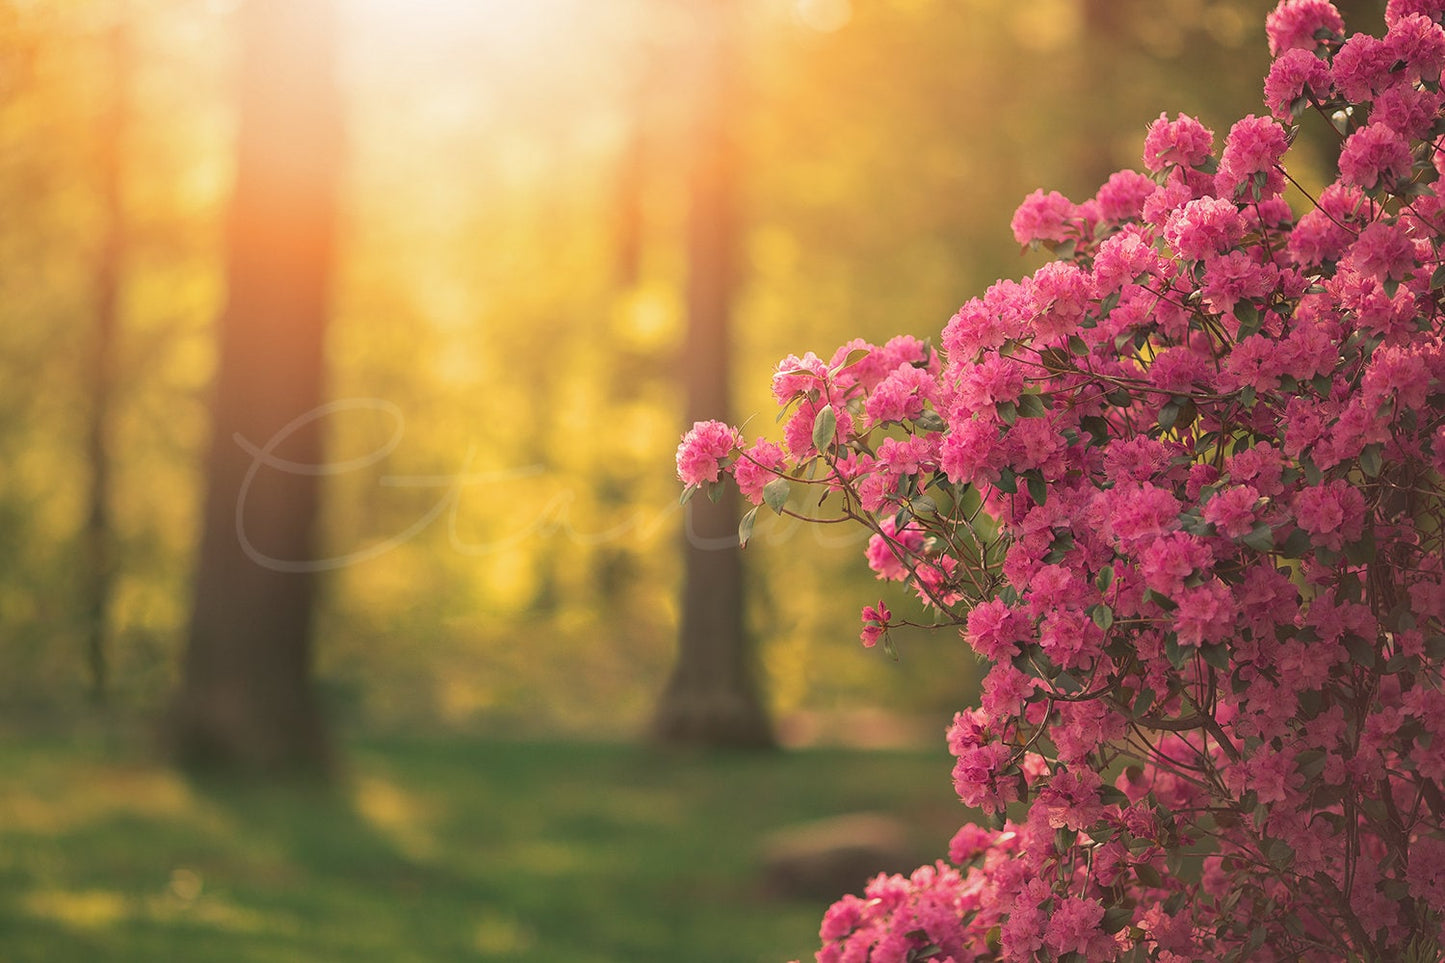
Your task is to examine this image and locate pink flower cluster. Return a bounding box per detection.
[685,2,1445,959]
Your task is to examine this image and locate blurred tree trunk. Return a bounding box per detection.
[166,0,340,775]
[82,9,129,705]
[651,0,773,749]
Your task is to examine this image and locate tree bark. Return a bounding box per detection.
[82,8,129,706]
[166,0,340,775]
[651,0,773,749]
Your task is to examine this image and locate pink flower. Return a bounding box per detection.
[1011,188,1077,246]
[1266,0,1345,55]
[782,397,851,457]
[1139,532,1214,595]
[676,420,740,485]
[860,600,891,648]
[1029,260,1095,339]
[1385,13,1445,83]
[1288,182,1366,267]
[1044,896,1107,958]
[1203,484,1261,538]
[1292,480,1367,549]
[1143,112,1215,173]
[965,598,1027,660]
[1333,32,1393,101]
[1264,47,1334,120]
[1338,122,1413,190]
[865,518,925,581]
[1164,196,1246,261]
[1174,580,1235,646]
[1093,169,1157,223]
[864,363,936,425]
[771,351,828,403]
[732,439,785,505]
[1344,219,1418,282]
[1215,115,1290,199]
[1387,0,1445,26]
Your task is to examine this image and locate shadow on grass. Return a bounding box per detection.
[0,733,960,963]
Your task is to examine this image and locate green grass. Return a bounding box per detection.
[0,733,962,962]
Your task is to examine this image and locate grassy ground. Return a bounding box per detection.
[0,732,962,962]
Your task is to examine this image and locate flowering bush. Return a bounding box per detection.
[677,1,1445,959]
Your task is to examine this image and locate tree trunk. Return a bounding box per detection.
[651,0,773,749]
[82,8,129,706]
[165,0,340,775]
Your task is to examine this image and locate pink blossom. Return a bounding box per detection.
[860,600,891,648]
[732,438,785,504]
[1216,115,1289,199]
[1288,182,1365,267]
[864,363,936,425]
[965,597,1027,660]
[1292,480,1367,550]
[675,420,739,485]
[1093,169,1157,223]
[1385,13,1445,82]
[1387,0,1445,25]
[1372,80,1445,140]
[1011,188,1077,246]
[1203,485,1261,538]
[865,518,925,581]
[1338,122,1413,190]
[1264,47,1334,121]
[771,351,828,403]
[1332,32,1393,101]
[1164,196,1246,261]
[1029,260,1095,339]
[1173,581,1235,646]
[1266,0,1345,55]
[783,397,851,457]
[1142,112,1215,173]
[1345,219,1418,282]
[1139,533,1214,595]
[1044,896,1107,958]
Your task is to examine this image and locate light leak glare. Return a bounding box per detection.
[350,0,574,48]
[794,0,853,33]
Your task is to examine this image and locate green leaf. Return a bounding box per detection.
[831,347,871,374]
[1344,633,1377,668]
[1016,393,1047,418]
[1158,399,1182,432]
[1235,300,1259,336]
[912,494,939,514]
[1242,522,1274,552]
[1080,415,1111,446]
[1279,528,1313,556]
[1432,263,1445,290]
[995,468,1018,494]
[1026,472,1047,506]
[1345,527,1377,565]
[997,400,1018,424]
[1106,388,1132,408]
[1067,334,1089,356]
[1201,642,1230,670]
[680,483,700,506]
[914,409,947,432]
[1360,444,1383,478]
[737,507,758,548]
[1102,905,1134,934]
[812,405,837,452]
[762,478,791,515]
[1095,565,1114,592]
[1091,604,1115,631]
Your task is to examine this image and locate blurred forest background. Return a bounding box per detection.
[0,0,1377,750]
